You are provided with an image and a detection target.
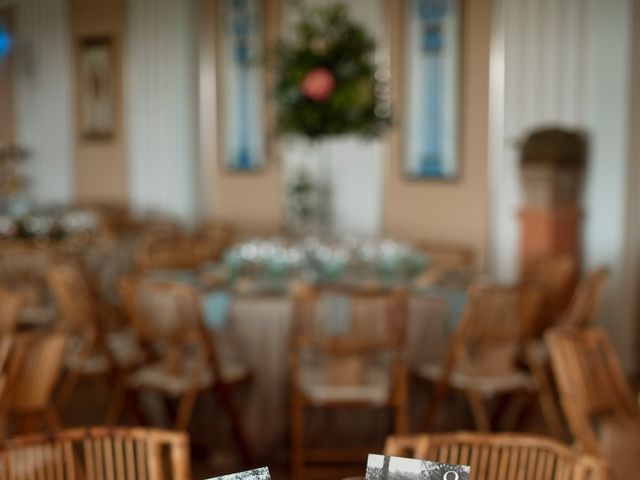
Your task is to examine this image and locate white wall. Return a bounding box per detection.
[584,0,633,368]
[490,0,635,368]
[3,0,73,205]
[281,0,386,236]
[126,0,199,221]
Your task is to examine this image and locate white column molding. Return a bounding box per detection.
[13,0,73,205]
[126,0,199,221]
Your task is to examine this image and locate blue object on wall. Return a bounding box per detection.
[221,0,264,172]
[404,0,459,180]
[0,26,12,59]
[232,0,252,170]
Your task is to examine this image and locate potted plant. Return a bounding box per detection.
[519,127,588,208]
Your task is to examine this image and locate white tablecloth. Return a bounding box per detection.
[226,293,452,455]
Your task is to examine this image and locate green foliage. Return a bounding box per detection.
[276,3,390,139]
[520,127,587,167]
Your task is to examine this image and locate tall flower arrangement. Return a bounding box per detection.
[276,3,390,140]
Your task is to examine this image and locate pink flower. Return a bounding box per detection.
[300,67,335,102]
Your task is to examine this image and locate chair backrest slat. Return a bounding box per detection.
[113,436,125,480]
[125,437,136,480]
[546,327,638,455]
[2,333,67,413]
[522,255,576,334]
[102,437,115,480]
[560,268,608,329]
[48,262,96,333]
[136,438,147,480]
[441,285,543,381]
[0,288,22,335]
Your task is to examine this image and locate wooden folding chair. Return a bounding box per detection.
[73,201,139,241]
[290,284,409,480]
[116,278,252,465]
[417,242,475,272]
[515,262,603,439]
[418,284,561,435]
[0,245,56,329]
[546,327,640,480]
[0,332,67,438]
[521,254,577,334]
[384,431,610,480]
[0,426,190,480]
[560,268,609,329]
[48,260,144,412]
[0,339,13,402]
[192,221,236,263]
[134,234,201,274]
[0,245,51,298]
[0,288,23,335]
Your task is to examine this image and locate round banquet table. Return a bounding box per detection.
[79,239,469,455]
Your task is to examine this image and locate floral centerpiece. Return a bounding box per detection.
[276,3,390,139]
[276,3,390,233]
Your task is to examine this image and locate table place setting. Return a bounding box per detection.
[204,235,437,295]
[141,234,481,304]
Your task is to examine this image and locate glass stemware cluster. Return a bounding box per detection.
[223,235,429,288]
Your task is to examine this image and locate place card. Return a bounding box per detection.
[366,454,470,480]
[205,467,271,480]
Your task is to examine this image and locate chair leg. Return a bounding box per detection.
[422,379,450,431]
[91,373,110,399]
[44,407,62,432]
[489,393,514,427]
[393,397,409,435]
[0,414,8,440]
[105,376,127,425]
[525,347,565,438]
[290,395,304,480]
[214,382,253,466]
[500,391,534,431]
[537,390,564,439]
[174,391,198,431]
[57,370,80,409]
[20,414,40,435]
[532,368,565,439]
[123,390,148,426]
[393,366,409,435]
[464,389,491,432]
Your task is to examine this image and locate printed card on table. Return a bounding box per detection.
[366,454,470,480]
[205,467,271,480]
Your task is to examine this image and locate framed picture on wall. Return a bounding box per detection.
[77,36,115,140]
[389,0,461,181]
[213,0,280,173]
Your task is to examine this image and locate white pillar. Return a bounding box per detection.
[126,0,199,221]
[13,0,73,205]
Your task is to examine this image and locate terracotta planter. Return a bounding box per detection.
[521,162,585,208]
